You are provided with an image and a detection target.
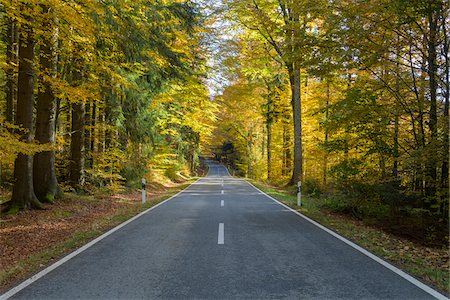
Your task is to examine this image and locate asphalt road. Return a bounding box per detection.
[2,161,446,299]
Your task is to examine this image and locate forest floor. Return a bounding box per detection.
[0,179,194,293]
[252,181,449,295]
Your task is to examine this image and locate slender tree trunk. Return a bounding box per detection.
[323,80,330,187]
[70,102,85,187]
[267,117,272,181]
[34,7,60,202]
[10,20,41,210]
[266,84,273,181]
[441,12,449,194]
[69,61,85,188]
[282,124,287,176]
[289,66,303,185]
[84,101,91,168]
[90,101,96,167]
[5,20,18,124]
[393,112,399,176]
[426,7,439,197]
[393,42,400,180]
[105,102,112,149]
[98,105,105,153]
[282,111,292,177]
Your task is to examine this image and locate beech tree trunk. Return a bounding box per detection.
[282,113,292,177]
[69,62,85,188]
[441,13,449,194]
[289,65,303,185]
[267,118,273,181]
[425,7,438,197]
[10,21,41,210]
[84,101,91,168]
[265,83,274,181]
[5,19,18,124]
[323,81,330,187]
[90,101,96,167]
[34,7,60,202]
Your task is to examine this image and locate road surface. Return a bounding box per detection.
[2,161,446,299]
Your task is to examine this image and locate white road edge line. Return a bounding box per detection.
[244,180,448,300]
[221,200,224,207]
[218,223,224,244]
[0,178,203,300]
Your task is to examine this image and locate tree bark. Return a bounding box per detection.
[69,62,85,188]
[5,19,18,124]
[323,80,330,187]
[90,101,96,167]
[70,101,85,187]
[266,83,274,181]
[441,11,449,194]
[84,101,91,168]
[34,6,60,202]
[267,115,273,181]
[289,65,303,185]
[282,111,292,177]
[425,6,438,197]
[10,20,41,210]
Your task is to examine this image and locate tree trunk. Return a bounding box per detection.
[84,101,91,168]
[98,105,105,153]
[90,101,97,167]
[266,84,273,181]
[289,66,303,185]
[267,117,273,181]
[393,41,400,180]
[70,101,85,187]
[441,12,449,194]
[34,7,60,202]
[69,61,85,188]
[323,80,330,187]
[10,20,41,210]
[5,19,18,124]
[425,6,438,197]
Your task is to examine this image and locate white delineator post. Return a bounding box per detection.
[297,181,302,207]
[142,178,146,204]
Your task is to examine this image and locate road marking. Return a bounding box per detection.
[221,190,224,194]
[218,223,224,244]
[0,178,203,300]
[245,180,449,300]
[221,200,224,207]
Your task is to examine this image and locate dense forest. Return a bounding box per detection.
[0,0,448,246]
[0,0,217,210]
[210,0,449,245]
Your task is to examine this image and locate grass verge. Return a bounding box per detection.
[251,181,449,295]
[0,180,194,293]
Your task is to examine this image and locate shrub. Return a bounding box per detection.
[302,178,323,196]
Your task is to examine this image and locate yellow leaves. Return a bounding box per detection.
[0,122,54,164]
[51,77,100,104]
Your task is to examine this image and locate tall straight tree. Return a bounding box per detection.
[34,5,60,201]
[69,59,85,188]
[5,19,18,124]
[10,16,41,209]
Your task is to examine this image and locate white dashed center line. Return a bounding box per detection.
[218,223,224,244]
[221,200,224,207]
